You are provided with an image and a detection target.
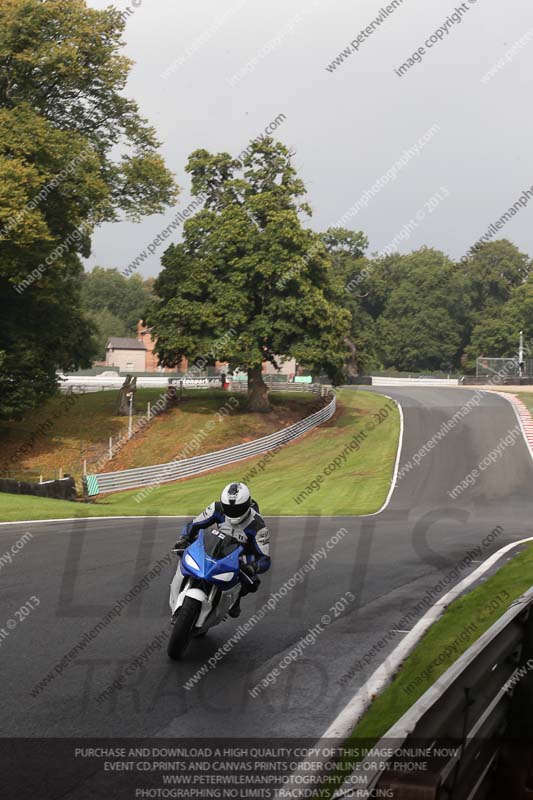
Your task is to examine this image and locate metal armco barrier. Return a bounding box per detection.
[60,374,322,392]
[84,393,336,497]
[334,587,533,799]
[371,376,459,387]
[59,375,224,391]
[228,381,321,393]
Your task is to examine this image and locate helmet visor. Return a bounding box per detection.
[221,499,251,520]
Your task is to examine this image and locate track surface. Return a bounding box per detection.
[1,388,532,739]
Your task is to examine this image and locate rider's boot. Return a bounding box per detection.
[228,595,241,618]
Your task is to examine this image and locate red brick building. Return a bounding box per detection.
[136,322,184,372]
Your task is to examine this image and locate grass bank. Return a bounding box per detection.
[0,390,400,521]
[350,542,533,741]
[320,543,533,796]
[0,389,315,483]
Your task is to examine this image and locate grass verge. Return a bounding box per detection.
[0,390,400,521]
[321,543,533,796]
[350,542,533,741]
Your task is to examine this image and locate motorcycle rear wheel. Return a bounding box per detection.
[167,597,201,660]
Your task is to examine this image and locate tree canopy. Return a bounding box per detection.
[374,249,468,372]
[0,0,178,419]
[460,240,531,368]
[321,228,376,376]
[80,267,154,357]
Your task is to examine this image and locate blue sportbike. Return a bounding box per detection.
[167,523,245,659]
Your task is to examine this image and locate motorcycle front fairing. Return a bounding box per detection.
[180,530,243,589]
[169,528,244,631]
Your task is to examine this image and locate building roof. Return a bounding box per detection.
[106,337,146,351]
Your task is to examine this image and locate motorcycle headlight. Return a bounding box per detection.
[184,553,200,571]
[215,571,235,582]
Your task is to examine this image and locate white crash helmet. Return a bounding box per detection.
[221,482,252,524]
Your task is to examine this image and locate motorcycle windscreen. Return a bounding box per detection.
[203,529,243,587]
[203,529,242,559]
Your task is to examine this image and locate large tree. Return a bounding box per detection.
[0,0,177,419]
[146,139,349,411]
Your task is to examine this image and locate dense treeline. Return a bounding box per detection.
[93,235,531,380]
[142,142,532,407]
[327,235,531,374]
[87,234,532,381]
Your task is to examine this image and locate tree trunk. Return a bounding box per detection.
[344,336,359,380]
[117,375,137,416]
[247,366,271,412]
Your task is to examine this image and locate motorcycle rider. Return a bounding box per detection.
[173,482,270,618]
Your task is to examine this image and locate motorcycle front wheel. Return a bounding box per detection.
[167,596,201,660]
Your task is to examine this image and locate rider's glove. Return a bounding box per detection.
[173,536,189,555]
[240,563,257,585]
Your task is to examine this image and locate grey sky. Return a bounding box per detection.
[86,0,533,277]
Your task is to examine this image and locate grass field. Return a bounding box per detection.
[0,389,315,483]
[349,543,533,742]
[0,389,400,521]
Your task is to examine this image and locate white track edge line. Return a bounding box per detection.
[362,393,404,517]
[0,515,185,527]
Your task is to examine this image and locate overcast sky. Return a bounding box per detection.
[85,0,533,278]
